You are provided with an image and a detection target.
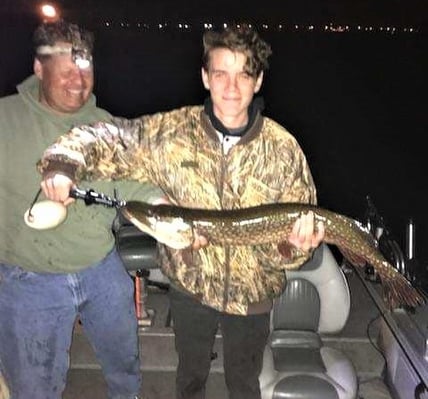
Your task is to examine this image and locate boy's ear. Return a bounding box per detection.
[201,67,210,90]
[254,72,264,93]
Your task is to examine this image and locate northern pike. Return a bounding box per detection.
[121,201,425,310]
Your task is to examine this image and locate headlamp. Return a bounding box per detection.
[36,44,93,70]
[71,47,93,69]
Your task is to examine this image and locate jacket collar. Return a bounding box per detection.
[201,97,265,145]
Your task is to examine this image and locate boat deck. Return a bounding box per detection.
[64,266,393,399]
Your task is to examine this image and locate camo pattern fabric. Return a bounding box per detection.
[0,372,9,399]
[39,105,317,315]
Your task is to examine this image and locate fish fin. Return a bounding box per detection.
[380,273,426,309]
[277,241,293,261]
[338,246,367,267]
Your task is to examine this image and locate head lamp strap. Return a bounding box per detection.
[36,45,72,55]
[36,45,92,69]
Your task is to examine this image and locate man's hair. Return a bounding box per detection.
[202,24,272,78]
[33,19,94,60]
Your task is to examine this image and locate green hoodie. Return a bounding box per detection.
[0,75,159,273]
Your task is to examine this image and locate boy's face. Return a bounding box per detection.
[202,48,263,129]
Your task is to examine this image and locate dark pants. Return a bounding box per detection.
[169,287,270,399]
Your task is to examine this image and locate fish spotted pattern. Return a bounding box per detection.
[122,201,425,310]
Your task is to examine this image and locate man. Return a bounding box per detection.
[0,20,152,399]
[38,25,324,399]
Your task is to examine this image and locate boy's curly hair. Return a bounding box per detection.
[202,24,272,77]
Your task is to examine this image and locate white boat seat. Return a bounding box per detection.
[259,244,358,399]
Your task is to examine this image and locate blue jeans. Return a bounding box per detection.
[0,250,141,399]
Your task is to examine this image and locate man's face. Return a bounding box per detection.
[34,45,94,114]
[201,48,263,129]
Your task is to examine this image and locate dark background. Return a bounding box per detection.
[1,2,427,265]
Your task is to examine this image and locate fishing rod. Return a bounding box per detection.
[24,187,125,230]
[69,187,126,208]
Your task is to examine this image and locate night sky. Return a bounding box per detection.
[1,1,428,272]
[1,0,427,26]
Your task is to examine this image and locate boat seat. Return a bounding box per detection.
[113,213,167,327]
[259,244,358,399]
[115,222,159,272]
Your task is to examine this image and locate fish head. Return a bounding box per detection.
[121,201,194,250]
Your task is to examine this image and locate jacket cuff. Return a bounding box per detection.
[42,161,77,181]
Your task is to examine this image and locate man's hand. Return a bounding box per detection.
[41,174,75,206]
[288,211,325,252]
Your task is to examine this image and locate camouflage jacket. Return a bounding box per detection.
[40,105,317,315]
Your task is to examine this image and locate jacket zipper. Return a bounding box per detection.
[219,147,230,311]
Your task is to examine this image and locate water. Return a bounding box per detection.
[1,19,427,264]
[84,28,428,267]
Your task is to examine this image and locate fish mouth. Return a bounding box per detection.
[121,204,193,250]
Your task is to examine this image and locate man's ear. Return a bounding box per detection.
[34,59,43,79]
[201,67,210,90]
[254,72,264,93]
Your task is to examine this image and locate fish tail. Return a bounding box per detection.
[380,273,426,309]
